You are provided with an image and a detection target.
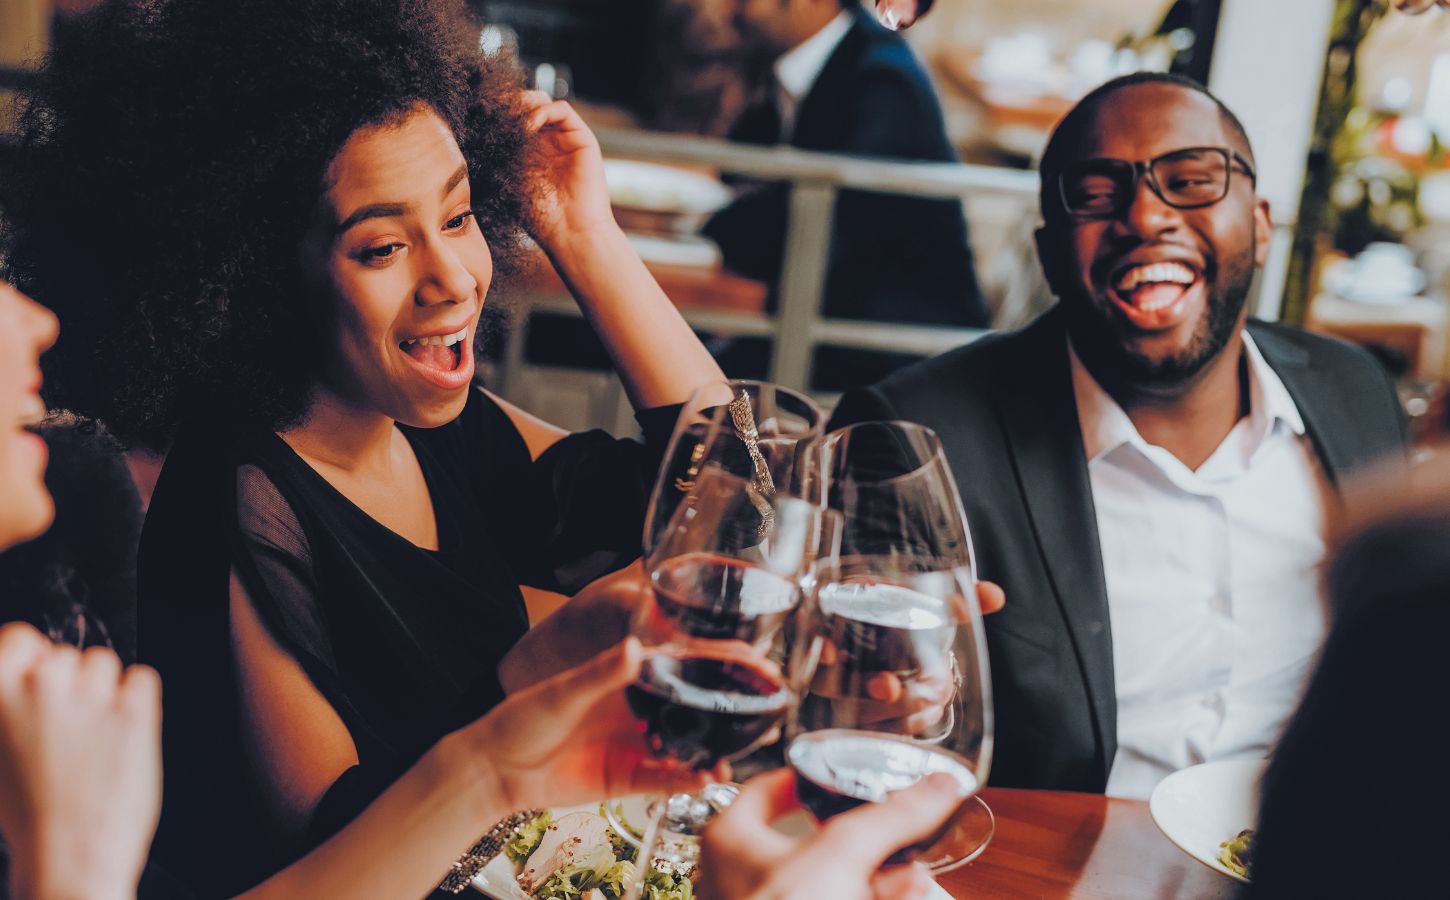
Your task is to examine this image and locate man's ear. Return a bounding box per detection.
[1253,197,1273,267]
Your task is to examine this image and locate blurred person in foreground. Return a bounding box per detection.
[1246,456,1448,898]
[704,0,987,328]
[831,72,1408,798]
[0,278,952,900]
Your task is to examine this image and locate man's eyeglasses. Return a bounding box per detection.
[1056,147,1256,220]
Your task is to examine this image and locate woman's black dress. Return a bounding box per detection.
[137,388,675,897]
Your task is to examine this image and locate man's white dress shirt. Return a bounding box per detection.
[1069,333,1331,799]
[771,10,853,141]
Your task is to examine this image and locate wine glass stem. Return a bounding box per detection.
[621,799,669,900]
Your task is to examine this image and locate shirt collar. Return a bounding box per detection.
[774,10,854,104]
[1241,329,1307,442]
[1068,330,1307,466]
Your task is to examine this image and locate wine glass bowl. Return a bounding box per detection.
[612,462,828,900]
[786,420,994,871]
[645,380,824,561]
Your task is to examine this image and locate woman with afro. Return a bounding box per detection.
[1,0,731,893]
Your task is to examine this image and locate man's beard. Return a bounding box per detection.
[1064,257,1254,392]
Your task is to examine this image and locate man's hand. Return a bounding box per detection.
[0,623,161,900]
[975,580,1005,615]
[806,579,1004,734]
[700,768,967,900]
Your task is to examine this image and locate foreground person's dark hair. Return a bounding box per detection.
[1,0,533,450]
[1246,507,1446,897]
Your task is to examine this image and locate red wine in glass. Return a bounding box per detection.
[630,554,798,768]
[627,652,792,769]
[787,729,977,866]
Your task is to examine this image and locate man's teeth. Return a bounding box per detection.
[1116,262,1197,292]
[402,327,467,350]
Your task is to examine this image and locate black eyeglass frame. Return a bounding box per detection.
[1055,146,1258,220]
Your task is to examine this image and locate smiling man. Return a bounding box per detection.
[829,73,1408,798]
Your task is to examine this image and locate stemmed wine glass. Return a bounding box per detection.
[613,465,826,900]
[644,380,824,561]
[785,420,995,874]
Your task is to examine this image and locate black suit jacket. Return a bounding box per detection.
[703,7,987,326]
[828,307,1409,791]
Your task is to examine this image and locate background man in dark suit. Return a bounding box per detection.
[830,72,1408,797]
[704,0,987,328]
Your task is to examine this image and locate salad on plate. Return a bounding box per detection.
[499,806,694,900]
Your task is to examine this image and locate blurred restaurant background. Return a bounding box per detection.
[3,0,1449,439]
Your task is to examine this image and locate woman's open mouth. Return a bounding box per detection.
[399,325,473,390]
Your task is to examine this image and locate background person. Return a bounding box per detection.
[703,0,988,329]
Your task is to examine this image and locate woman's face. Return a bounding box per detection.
[301,104,491,428]
[0,282,59,549]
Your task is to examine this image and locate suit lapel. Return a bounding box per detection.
[1248,323,1350,487]
[994,310,1117,784]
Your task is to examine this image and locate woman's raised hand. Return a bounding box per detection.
[0,623,161,900]
[464,637,722,814]
[522,90,617,250]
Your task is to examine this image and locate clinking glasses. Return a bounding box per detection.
[1057,146,1256,220]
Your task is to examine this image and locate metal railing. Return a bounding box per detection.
[502,129,1041,430]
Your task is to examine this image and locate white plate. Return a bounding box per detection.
[603,160,731,215]
[624,233,721,269]
[1149,758,1267,884]
[472,800,954,899]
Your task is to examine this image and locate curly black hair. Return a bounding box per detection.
[1,0,534,450]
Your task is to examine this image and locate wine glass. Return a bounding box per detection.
[613,466,827,899]
[644,380,824,561]
[786,420,995,873]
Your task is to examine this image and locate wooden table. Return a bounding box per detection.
[935,788,1238,899]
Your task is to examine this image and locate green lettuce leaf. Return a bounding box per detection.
[505,811,555,865]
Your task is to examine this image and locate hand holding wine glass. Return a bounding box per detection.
[699,768,966,900]
[787,421,995,873]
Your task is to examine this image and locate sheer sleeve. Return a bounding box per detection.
[233,465,336,672]
[464,394,681,596]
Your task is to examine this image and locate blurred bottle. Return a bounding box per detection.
[874,0,934,31]
[533,61,572,100]
[478,23,518,60]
